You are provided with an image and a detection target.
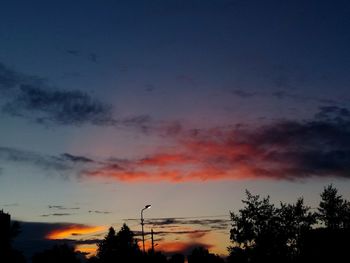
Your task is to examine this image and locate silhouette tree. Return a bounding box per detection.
[96,224,141,263]
[343,200,350,229]
[10,221,21,241]
[229,191,316,263]
[96,227,116,262]
[32,244,80,263]
[144,250,168,263]
[278,198,316,260]
[318,184,347,229]
[86,256,99,263]
[297,185,350,262]
[229,191,282,263]
[187,247,224,263]
[168,253,185,263]
[0,211,26,263]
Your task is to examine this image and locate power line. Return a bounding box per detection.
[124,214,230,221]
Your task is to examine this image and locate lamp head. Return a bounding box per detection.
[145,205,151,209]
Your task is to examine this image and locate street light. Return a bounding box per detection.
[141,204,151,253]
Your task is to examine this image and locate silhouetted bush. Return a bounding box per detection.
[169,253,185,263]
[188,247,224,263]
[32,244,80,263]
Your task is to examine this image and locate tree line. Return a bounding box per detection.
[2,185,350,263]
[228,184,350,263]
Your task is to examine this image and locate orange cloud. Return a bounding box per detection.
[81,125,272,183]
[85,119,341,183]
[46,224,105,239]
[75,244,98,257]
[157,241,213,254]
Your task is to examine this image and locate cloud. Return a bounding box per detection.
[315,105,350,121]
[3,105,350,183]
[82,106,350,182]
[88,210,111,214]
[60,153,94,163]
[3,84,113,125]
[156,241,213,255]
[48,205,80,210]
[1,202,19,207]
[66,50,80,56]
[0,146,97,178]
[0,62,23,90]
[46,225,105,239]
[0,146,72,172]
[127,216,230,233]
[13,222,104,259]
[231,89,256,98]
[40,213,73,217]
[139,153,193,166]
[0,62,113,126]
[230,87,337,105]
[15,219,219,258]
[89,53,98,63]
[0,61,151,128]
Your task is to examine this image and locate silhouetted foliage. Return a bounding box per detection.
[168,253,185,263]
[144,250,168,263]
[229,186,350,263]
[0,213,26,263]
[229,191,282,263]
[96,224,141,263]
[278,198,316,260]
[187,247,224,263]
[229,191,315,263]
[298,228,350,262]
[86,256,99,263]
[0,249,26,263]
[32,244,80,263]
[10,221,21,240]
[318,184,349,229]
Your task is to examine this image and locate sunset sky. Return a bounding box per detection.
[1,0,350,258]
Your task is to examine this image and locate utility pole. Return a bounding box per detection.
[151,229,154,253]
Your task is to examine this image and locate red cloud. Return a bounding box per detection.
[83,113,350,182]
[138,153,193,166]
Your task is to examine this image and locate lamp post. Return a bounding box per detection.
[141,204,151,253]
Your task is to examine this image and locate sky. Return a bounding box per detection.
[1,0,350,259]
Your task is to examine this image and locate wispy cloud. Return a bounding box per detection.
[83,106,350,182]
[48,205,80,210]
[126,216,230,232]
[40,213,74,217]
[88,210,111,214]
[0,146,97,178]
[231,89,256,98]
[230,88,337,104]
[66,50,80,56]
[3,84,114,125]
[2,106,350,182]
[0,62,151,128]
[59,153,94,164]
[0,146,72,172]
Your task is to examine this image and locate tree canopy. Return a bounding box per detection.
[96,224,141,263]
[228,185,350,263]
